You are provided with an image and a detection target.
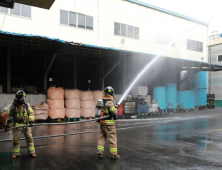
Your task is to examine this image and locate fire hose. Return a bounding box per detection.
[0,120,173,142]
[0,115,110,133]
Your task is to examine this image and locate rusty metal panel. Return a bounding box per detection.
[15,0,55,9]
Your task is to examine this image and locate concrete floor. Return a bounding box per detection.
[1,108,222,170]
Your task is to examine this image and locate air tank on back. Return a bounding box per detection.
[166,83,177,112]
[177,91,195,111]
[153,86,166,114]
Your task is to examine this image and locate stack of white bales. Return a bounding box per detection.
[93,90,103,105]
[65,89,81,118]
[47,87,65,119]
[32,102,49,120]
[80,91,96,118]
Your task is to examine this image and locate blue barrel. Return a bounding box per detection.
[153,87,166,110]
[136,103,148,113]
[194,71,206,89]
[178,91,194,109]
[166,83,177,109]
[194,89,207,106]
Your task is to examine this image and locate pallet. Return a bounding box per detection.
[207,99,215,102]
[66,118,80,122]
[148,111,158,113]
[82,117,95,120]
[51,118,66,122]
[195,106,207,110]
[34,119,48,123]
[207,105,215,109]
[207,94,215,99]
[137,113,149,116]
[137,116,149,119]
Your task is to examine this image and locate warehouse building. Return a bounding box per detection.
[0,0,221,112]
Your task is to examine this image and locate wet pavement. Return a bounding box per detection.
[1,108,222,170]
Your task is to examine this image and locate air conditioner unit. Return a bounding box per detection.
[0,0,15,8]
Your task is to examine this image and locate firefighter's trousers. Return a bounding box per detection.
[97,125,117,156]
[12,127,35,155]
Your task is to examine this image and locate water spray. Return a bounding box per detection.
[118,36,178,105]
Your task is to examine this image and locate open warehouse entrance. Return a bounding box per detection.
[0,31,222,114]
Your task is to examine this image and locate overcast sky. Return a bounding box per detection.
[141,0,222,35]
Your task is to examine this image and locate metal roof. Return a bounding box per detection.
[0,30,65,43]
[1,30,221,70]
[125,0,209,26]
[83,43,222,68]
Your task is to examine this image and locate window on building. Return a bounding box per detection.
[0,6,8,13]
[60,10,68,25]
[86,16,93,30]
[60,10,77,27]
[10,3,20,16]
[60,10,93,30]
[218,55,222,62]
[21,4,31,18]
[78,14,85,28]
[9,3,31,18]
[114,22,120,35]
[127,25,133,38]
[121,24,126,36]
[114,22,139,39]
[187,39,203,52]
[134,27,139,39]
[69,12,76,27]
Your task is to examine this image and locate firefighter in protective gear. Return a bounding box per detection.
[5,90,36,159]
[97,86,120,159]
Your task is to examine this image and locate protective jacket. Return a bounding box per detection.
[6,103,34,127]
[101,94,117,126]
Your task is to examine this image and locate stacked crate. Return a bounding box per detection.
[207,94,215,109]
[65,89,81,119]
[47,87,65,119]
[80,91,96,119]
[132,86,148,97]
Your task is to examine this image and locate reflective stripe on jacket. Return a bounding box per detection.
[6,103,35,127]
[102,96,117,126]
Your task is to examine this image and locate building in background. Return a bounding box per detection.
[0,0,215,110]
[0,0,208,61]
[208,32,222,107]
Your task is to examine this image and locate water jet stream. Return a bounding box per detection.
[118,37,178,105]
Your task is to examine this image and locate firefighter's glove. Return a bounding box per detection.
[5,125,10,132]
[7,117,13,124]
[113,114,118,120]
[29,121,33,127]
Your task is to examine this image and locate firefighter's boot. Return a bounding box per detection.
[30,153,36,158]
[12,154,17,159]
[110,154,120,159]
[98,153,103,158]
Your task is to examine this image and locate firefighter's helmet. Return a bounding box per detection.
[15,90,26,101]
[104,86,115,96]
